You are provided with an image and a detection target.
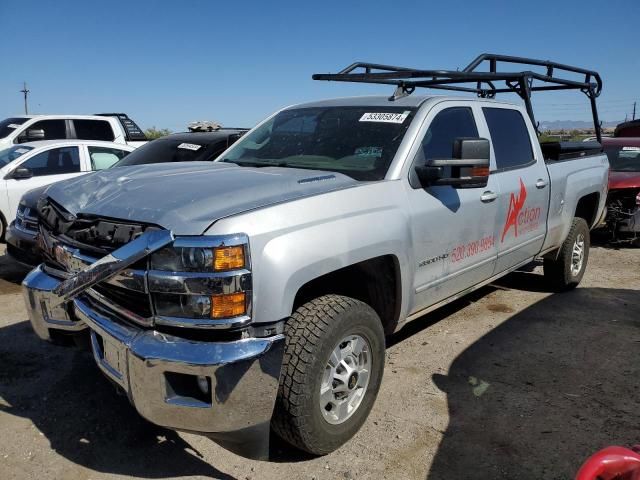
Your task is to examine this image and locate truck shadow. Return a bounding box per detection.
[424,284,640,480]
[2,249,638,476]
[0,320,237,479]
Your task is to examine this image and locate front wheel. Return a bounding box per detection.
[272,295,385,455]
[544,217,590,291]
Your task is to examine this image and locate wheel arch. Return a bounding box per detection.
[292,255,402,335]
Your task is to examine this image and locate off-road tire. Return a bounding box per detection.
[544,217,590,291]
[0,213,6,242]
[272,295,385,455]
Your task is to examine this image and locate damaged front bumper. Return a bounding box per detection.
[22,230,285,459]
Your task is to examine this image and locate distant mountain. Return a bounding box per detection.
[539,119,623,130]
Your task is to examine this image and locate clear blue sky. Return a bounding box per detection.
[0,0,638,131]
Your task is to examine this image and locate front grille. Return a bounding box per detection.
[15,205,39,234]
[37,196,158,254]
[92,283,153,319]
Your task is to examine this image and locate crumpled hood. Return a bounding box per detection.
[43,162,360,234]
[609,171,640,190]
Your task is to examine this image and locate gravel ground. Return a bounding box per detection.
[0,242,638,480]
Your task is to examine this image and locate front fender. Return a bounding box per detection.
[206,181,414,325]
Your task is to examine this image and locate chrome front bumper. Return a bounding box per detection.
[23,266,284,458]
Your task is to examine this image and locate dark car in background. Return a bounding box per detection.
[5,129,248,266]
[602,137,640,244]
[111,129,247,167]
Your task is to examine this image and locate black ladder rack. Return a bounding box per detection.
[312,53,603,142]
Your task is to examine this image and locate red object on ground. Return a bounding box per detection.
[575,445,640,480]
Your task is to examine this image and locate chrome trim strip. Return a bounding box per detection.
[173,234,249,248]
[51,230,174,306]
[154,314,253,330]
[148,269,251,295]
[84,288,153,327]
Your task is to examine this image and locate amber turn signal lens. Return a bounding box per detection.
[211,292,246,318]
[470,166,490,177]
[213,246,245,270]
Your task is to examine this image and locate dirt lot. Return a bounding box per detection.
[0,243,638,480]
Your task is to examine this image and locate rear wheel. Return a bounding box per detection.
[272,295,385,455]
[544,217,590,291]
[0,214,6,242]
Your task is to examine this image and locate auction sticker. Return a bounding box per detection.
[7,124,20,129]
[359,111,410,124]
[177,143,202,151]
[15,148,29,154]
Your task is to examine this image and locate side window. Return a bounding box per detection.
[19,147,81,176]
[416,107,479,163]
[88,146,129,170]
[25,119,67,140]
[483,108,533,170]
[74,120,115,141]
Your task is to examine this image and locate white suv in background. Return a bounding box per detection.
[0,113,148,151]
[0,140,135,239]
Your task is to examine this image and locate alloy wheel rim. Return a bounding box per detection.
[571,233,585,276]
[320,334,371,425]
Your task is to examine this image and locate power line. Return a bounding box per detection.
[20,81,30,115]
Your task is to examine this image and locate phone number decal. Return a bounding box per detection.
[451,236,495,263]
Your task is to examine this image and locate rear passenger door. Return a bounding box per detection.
[481,106,550,274]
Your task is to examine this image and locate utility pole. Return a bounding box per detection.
[633,101,636,121]
[20,81,30,115]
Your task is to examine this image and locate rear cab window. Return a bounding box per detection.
[74,120,115,141]
[483,108,534,170]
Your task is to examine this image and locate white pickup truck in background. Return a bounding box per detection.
[0,113,147,150]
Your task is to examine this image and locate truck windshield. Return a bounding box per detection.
[605,146,640,172]
[0,117,29,139]
[0,145,34,168]
[221,106,417,181]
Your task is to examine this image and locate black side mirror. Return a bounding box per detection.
[18,128,46,143]
[11,167,33,180]
[415,137,490,189]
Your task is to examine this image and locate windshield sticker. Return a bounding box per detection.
[359,111,410,124]
[177,143,202,151]
[14,148,29,154]
[7,124,21,129]
[354,146,383,158]
[622,147,640,151]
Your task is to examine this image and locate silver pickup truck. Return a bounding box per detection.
[22,55,609,459]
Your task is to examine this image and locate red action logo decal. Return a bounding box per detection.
[501,178,527,242]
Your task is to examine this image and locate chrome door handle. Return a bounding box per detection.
[480,191,498,203]
[536,179,548,189]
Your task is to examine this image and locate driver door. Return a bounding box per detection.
[5,146,84,219]
[406,102,501,314]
